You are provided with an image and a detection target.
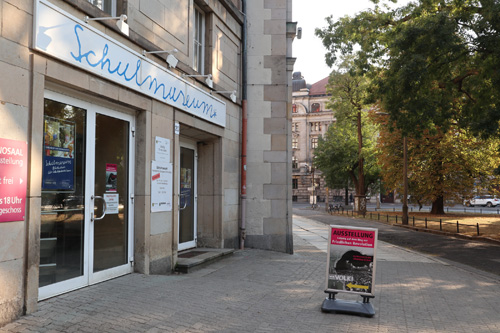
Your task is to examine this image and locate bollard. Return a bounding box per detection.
[425,217,427,228]
[412,216,415,226]
[440,219,442,231]
[456,221,459,233]
[477,223,480,236]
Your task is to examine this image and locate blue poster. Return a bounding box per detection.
[42,155,75,190]
[42,116,75,191]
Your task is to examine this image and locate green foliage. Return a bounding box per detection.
[316,0,500,139]
[373,112,500,206]
[314,111,381,194]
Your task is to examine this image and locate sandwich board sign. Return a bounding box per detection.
[322,225,378,317]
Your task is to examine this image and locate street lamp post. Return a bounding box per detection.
[402,136,408,225]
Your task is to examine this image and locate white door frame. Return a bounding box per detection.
[178,140,197,251]
[39,90,135,300]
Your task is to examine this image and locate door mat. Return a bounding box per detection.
[178,251,208,258]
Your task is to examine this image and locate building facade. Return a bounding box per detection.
[0,0,295,325]
[291,73,335,203]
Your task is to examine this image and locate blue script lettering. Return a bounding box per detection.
[69,24,217,120]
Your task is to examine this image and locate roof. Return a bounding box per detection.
[308,77,329,96]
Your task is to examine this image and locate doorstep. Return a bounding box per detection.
[175,248,236,273]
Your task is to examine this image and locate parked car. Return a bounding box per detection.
[463,195,500,207]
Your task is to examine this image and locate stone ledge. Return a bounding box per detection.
[175,248,235,274]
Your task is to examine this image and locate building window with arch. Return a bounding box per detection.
[311,137,318,149]
[311,103,320,113]
[292,104,297,113]
[292,138,298,149]
[292,155,298,169]
[292,178,298,189]
[292,122,299,132]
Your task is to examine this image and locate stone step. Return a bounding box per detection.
[175,248,236,273]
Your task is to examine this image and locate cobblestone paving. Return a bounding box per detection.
[2,215,500,332]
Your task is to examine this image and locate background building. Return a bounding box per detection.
[0,0,295,326]
[291,73,334,203]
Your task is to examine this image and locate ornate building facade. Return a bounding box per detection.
[291,73,335,203]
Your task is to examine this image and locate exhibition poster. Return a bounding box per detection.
[0,138,27,222]
[325,225,378,296]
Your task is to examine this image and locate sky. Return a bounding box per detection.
[292,0,411,84]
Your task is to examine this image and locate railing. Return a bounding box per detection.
[328,205,497,237]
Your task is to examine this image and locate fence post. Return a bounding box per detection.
[425,217,427,228]
[412,216,415,226]
[440,219,442,231]
[456,221,459,233]
[396,215,398,224]
[378,213,380,220]
[477,223,480,236]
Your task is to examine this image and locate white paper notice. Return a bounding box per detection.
[155,136,170,163]
[151,161,173,212]
[103,193,119,214]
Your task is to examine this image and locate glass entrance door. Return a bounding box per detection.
[89,112,133,284]
[178,143,197,250]
[39,91,134,300]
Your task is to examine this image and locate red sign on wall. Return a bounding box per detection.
[0,138,27,222]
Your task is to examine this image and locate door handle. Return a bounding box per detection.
[91,195,107,221]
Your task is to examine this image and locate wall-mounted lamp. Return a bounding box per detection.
[182,74,213,89]
[212,90,237,103]
[84,14,129,36]
[143,49,179,68]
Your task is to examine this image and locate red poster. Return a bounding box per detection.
[0,138,27,222]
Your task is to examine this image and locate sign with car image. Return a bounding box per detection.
[326,225,378,296]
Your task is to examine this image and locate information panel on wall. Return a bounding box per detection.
[151,161,173,212]
[0,138,28,222]
[325,225,378,296]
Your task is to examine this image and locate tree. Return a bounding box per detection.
[316,0,500,139]
[314,107,381,206]
[373,112,500,214]
[315,61,380,212]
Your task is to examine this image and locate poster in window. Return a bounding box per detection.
[42,116,75,191]
[106,163,118,192]
[180,167,191,207]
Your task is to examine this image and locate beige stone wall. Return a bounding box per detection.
[0,0,244,326]
[245,0,294,253]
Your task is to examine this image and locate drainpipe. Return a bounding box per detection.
[240,0,247,250]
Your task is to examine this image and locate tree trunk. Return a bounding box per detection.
[430,196,445,214]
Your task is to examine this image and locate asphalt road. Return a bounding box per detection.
[293,204,500,277]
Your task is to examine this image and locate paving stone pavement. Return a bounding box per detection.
[2,215,500,332]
